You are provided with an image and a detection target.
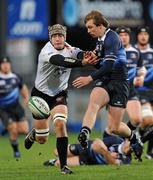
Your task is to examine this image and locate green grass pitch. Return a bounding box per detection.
[0,132,153,180]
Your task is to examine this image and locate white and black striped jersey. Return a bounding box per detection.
[35,42,82,96]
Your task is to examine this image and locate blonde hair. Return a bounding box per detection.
[84,10,110,28]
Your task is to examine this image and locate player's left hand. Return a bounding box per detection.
[72,76,93,88]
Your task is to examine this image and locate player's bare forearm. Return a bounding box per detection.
[72,76,93,88]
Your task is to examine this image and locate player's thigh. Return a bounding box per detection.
[17,120,29,133]
[108,106,125,129]
[34,119,50,129]
[126,100,142,124]
[51,104,68,115]
[0,109,12,128]
[7,122,17,133]
[89,87,110,108]
[50,104,68,123]
[67,156,80,166]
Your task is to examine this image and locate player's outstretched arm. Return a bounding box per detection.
[49,53,98,68]
[92,139,120,165]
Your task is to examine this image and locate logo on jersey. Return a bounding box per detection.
[130,53,137,59]
[147,54,153,60]
[0,80,6,86]
[53,67,67,77]
[114,101,123,106]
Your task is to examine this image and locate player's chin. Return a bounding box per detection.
[54,45,64,50]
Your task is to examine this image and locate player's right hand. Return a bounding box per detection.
[82,51,98,65]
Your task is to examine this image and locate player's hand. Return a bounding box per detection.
[121,140,131,154]
[82,51,98,65]
[72,76,93,88]
[137,66,147,77]
[133,76,144,87]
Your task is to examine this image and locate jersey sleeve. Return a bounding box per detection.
[70,47,84,59]
[65,42,83,59]
[39,50,57,63]
[104,33,120,62]
[15,73,23,89]
[136,49,143,68]
[38,42,59,63]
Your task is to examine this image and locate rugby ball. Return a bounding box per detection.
[28,96,50,119]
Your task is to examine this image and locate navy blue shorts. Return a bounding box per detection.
[0,102,25,128]
[94,79,130,108]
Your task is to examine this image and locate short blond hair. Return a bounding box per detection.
[84,10,110,28]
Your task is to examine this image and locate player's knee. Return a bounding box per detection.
[53,113,67,131]
[9,130,18,139]
[142,116,153,128]
[18,128,29,134]
[36,136,48,144]
[88,102,100,112]
[35,128,49,144]
[109,127,119,134]
[54,120,65,127]
[132,117,142,126]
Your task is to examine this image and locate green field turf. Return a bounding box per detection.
[0,132,153,180]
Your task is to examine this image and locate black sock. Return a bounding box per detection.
[129,131,137,144]
[140,126,153,144]
[80,126,91,134]
[127,121,137,131]
[139,128,145,136]
[147,137,153,154]
[10,140,19,152]
[56,137,68,169]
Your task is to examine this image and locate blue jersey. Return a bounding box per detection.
[0,72,23,107]
[136,46,153,91]
[126,45,142,82]
[88,136,131,165]
[94,29,128,80]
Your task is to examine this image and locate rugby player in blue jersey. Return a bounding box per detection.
[73,10,143,161]
[0,57,29,158]
[43,134,131,167]
[115,27,146,132]
[135,27,153,159]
